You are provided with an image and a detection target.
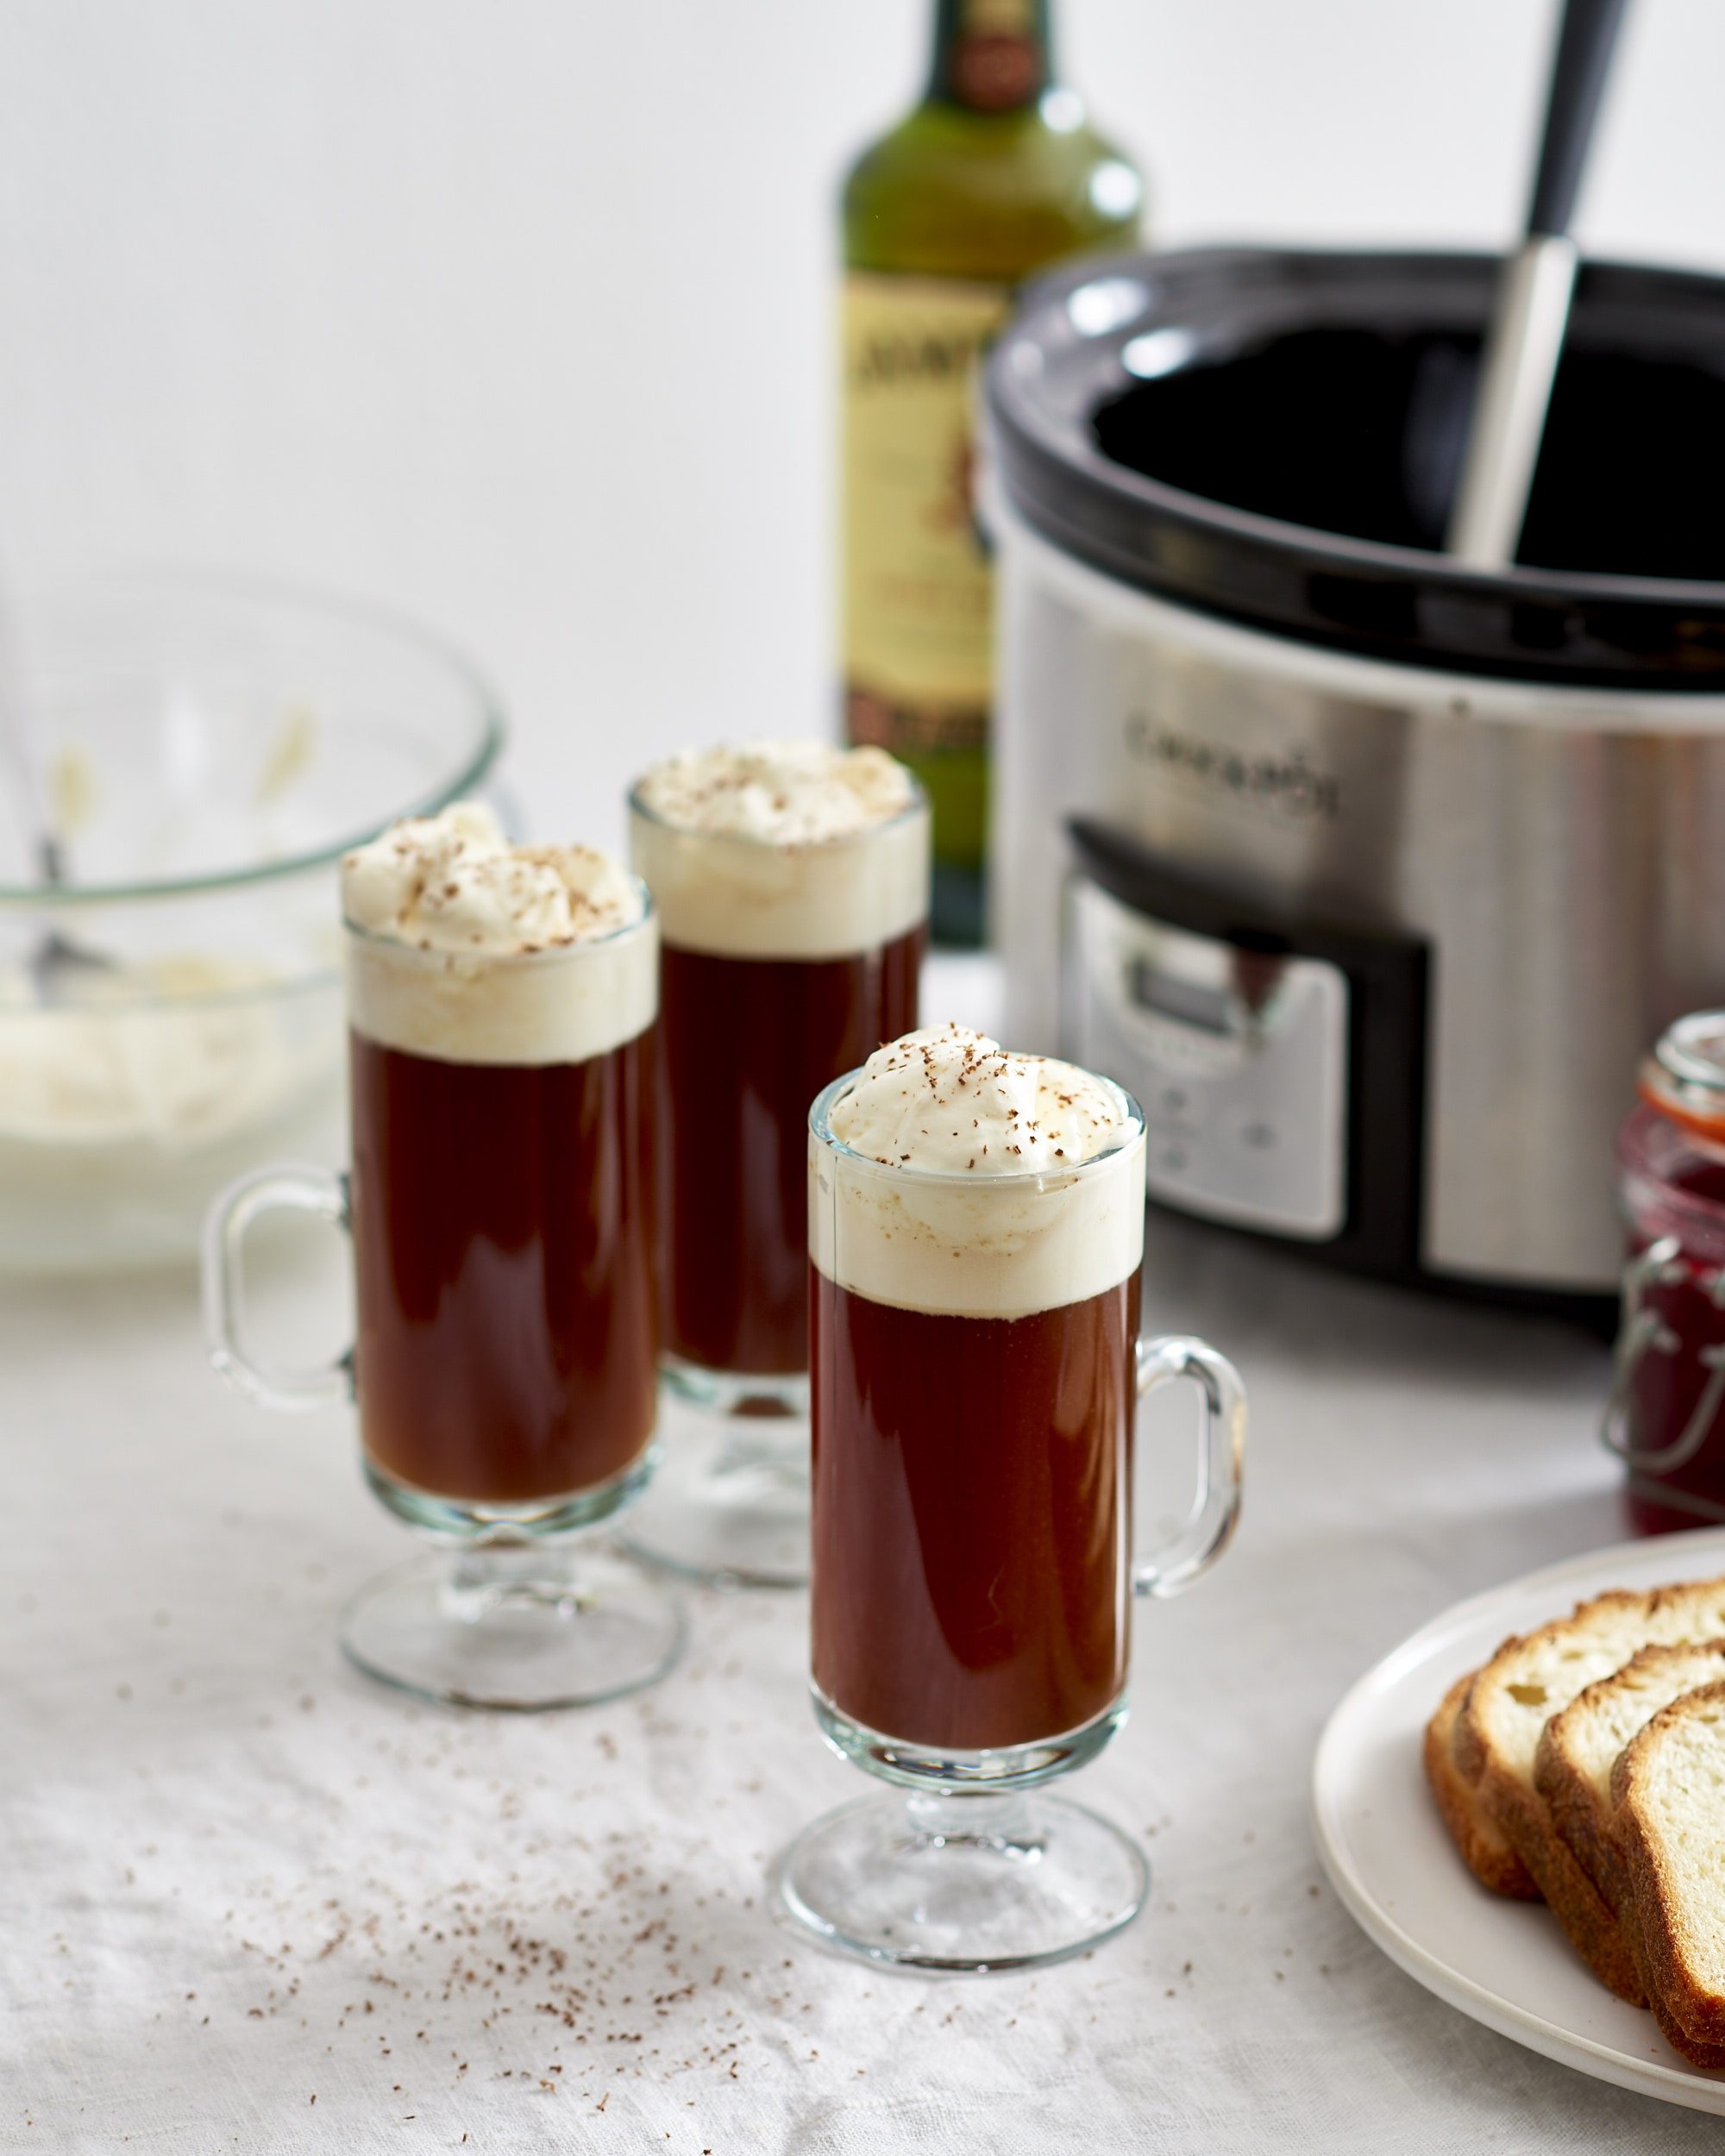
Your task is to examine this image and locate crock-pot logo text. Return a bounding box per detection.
[1125,716,1340,822]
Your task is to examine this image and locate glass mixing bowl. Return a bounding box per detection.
[0,573,504,1271]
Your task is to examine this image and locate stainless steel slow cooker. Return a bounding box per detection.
[983,248,1725,1313]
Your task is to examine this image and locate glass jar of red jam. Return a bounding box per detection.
[1609,1012,1725,1533]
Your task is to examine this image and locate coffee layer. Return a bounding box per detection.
[350,1029,658,1502]
[811,1269,1138,1748]
[657,928,922,1375]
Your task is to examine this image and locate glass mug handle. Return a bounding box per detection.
[1132,1333,1246,1600]
[201,1164,354,1413]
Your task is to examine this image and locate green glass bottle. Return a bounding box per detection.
[840,0,1143,946]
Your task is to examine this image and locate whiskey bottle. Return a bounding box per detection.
[840,0,1142,945]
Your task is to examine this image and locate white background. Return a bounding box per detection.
[0,0,1722,849]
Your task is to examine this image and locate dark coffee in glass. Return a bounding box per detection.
[349,1028,657,1506]
[657,936,922,1376]
[811,1271,1139,1751]
[624,745,929,1583]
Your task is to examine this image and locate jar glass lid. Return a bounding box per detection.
[1641,1012,1725,1138]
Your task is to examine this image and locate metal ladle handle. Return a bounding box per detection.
[1446,0,1632,568]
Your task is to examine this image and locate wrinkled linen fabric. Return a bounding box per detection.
[3,1206,1722,2153]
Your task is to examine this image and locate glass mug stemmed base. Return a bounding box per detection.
[780,1794,1148,1976]
[339,1539,685,1714]
[204,1162,686,1713]
[623,1357,811,1589]
[778,1690,1147,1973]
[342,1451,685,1713]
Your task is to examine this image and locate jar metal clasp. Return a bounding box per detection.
[1602,1233,1725,1471]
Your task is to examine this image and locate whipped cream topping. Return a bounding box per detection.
[342,802,643,955]
[811,1027,1145,1319]
[827,1025,1123,1175]
[633,740,915,844]
[343,805,656,1069]
[630,742,928,961]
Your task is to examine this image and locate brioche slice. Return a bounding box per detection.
[1425,1673,1540,1898]
[1537,1640,1725,1915]
[1612,1681,1725,2061]
[1455,1576,1725,2005]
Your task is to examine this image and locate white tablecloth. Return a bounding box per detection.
[9,1130,1724,2151]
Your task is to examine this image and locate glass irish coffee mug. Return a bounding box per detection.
[622,744,928,1584]
[202,840,684,1710]
[781,1044,1245,1971]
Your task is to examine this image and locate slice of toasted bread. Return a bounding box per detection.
[1537,1639,1725,1915]
[1641,1964,1725,2071]
[1612,1680,1725,2058]
[1621,1896,1725,2070]
[1425,1673,1540,1898]
[1454,1576,1725,2005]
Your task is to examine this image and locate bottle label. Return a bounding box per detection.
[840,272,1008,760]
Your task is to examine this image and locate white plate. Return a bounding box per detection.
[1311,1525,1725,2113]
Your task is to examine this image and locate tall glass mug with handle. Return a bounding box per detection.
[201,805,684,1710]
[623,742,928,1584]
[783,1025,1245,1971]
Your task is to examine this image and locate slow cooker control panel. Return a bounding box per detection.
[1067,880,1348,1239]
[1061,819,1428,1281]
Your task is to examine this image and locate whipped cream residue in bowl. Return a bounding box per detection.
[0,574,504,1272]
[342,804,657,1069]
[811,1024,1147,1319]
[629,740,929,961]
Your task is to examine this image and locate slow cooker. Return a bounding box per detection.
[984,248,1725,1316]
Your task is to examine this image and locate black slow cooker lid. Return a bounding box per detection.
[987,248,1725,689]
